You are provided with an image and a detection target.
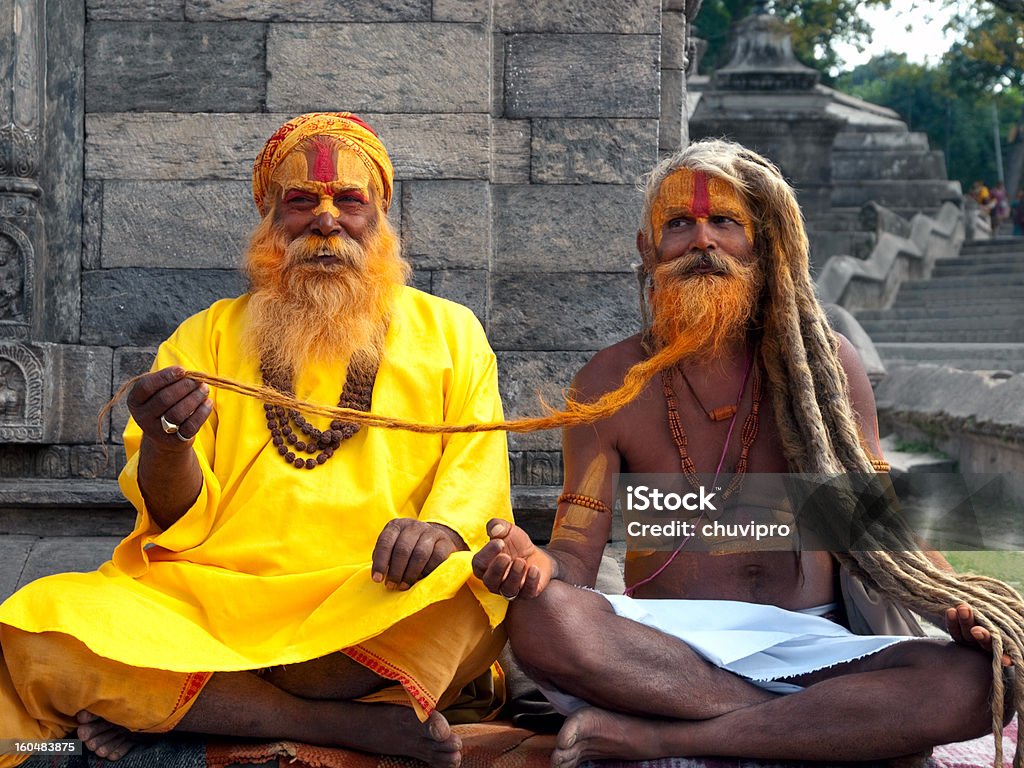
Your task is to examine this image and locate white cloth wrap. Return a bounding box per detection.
[539,594,915,714]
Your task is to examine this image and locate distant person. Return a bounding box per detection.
[990,181,1010,234]
[1012,188,1024,237]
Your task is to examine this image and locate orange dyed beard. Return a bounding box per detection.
[243,210,409,383]
[648,249,763,364]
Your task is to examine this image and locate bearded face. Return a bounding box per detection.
[242,137,409,383]
[645,168,763,362]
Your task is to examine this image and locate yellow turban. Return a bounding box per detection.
[252,112,394,216]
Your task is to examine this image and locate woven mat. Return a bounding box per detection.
[18,719,1016,768]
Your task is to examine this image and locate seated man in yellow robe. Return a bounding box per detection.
[0,112,511,768]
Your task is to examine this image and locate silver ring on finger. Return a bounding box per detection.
[160,415,179,434]
[175,430,192,443]
[502,592,519,601]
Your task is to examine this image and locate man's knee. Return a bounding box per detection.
[505,582,610,682]
[916,643,1000,742]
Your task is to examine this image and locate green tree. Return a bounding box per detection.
[943,1,1024,195]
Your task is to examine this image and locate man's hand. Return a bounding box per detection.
[128,366,211,446]
[371,520,467,590]
[946,603,1012,666]
[472,519,554,600]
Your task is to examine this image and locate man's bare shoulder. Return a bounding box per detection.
[572,334,647,402]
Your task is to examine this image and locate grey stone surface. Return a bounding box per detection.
[430,269,488,325]
[833,130,929,151]
[491,119,530,184]
[101,181,256,269]
[82,180,103,270]
[0,536,34,600]
[508,449,564,485]
[18,536,119,586]
[492,185,640,273]
[660,68,685,153]
[53,345,114,444]
[88,0,185,20]
[86,113,491,181]
[491,32,505,118]
[187,0,430,21]
[876,366,1024,448]
[110,347,157,443]
[267,24,489,114]
[504,34,660,118]
[86,22,266,112]
[489,272,638,351]
[410,269,432,294]
[498,350,591,450]
[401,181,490,270]
[432,0,489,22]
[531,119,657,184]
[81,268,246,347]
[41,0,85,344]
[0,445,71,479]
[661,9,686,70]
[71,445,121,479]
[494,0,659,33]
[832,151,947,181]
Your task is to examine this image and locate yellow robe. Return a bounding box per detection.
[0,286,511,740]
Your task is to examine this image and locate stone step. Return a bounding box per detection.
[866,329,1024,343]
[961,238,1024,253]
[832,150,946,181]
[831,180,963,209]
[859,315,1024,334]
[874,343,1024,372]
[931,261,1024,277]
[894,290,1024,306]
[511,485,559,543]
[897,274,1024,290]
[955,248,1024,261]
[856,303,1022,322]
[0,535,124,602]
[833,130,930,151]
[0,479,135,536]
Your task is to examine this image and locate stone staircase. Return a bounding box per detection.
[854,238,1024,371]
[806,128,961,269]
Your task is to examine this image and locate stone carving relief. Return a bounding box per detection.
[0,124,39,180]
[0,231,24,320]
[0,342,43,441]
[510,451,564,486]
[0,222,33,336]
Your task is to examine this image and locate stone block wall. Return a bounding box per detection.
[0,0,697,525]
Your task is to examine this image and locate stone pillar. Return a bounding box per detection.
[0,0,44,342]
[0,0,45,441]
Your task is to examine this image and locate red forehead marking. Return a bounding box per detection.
[311,141,336,183]
[691,171,710,218]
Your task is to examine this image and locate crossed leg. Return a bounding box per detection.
[506,582,997,768]
[76,653,463,767]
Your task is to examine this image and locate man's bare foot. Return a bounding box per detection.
[551,707,678,768]
[365,709,462,768]
[75,711,143,761]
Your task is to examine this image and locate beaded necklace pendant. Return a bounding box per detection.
[261,363,377,469]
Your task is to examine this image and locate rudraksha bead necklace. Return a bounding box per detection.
[261,362,377,469]
[661,348,762,500]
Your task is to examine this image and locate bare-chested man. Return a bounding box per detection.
[472,139,1008,767]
